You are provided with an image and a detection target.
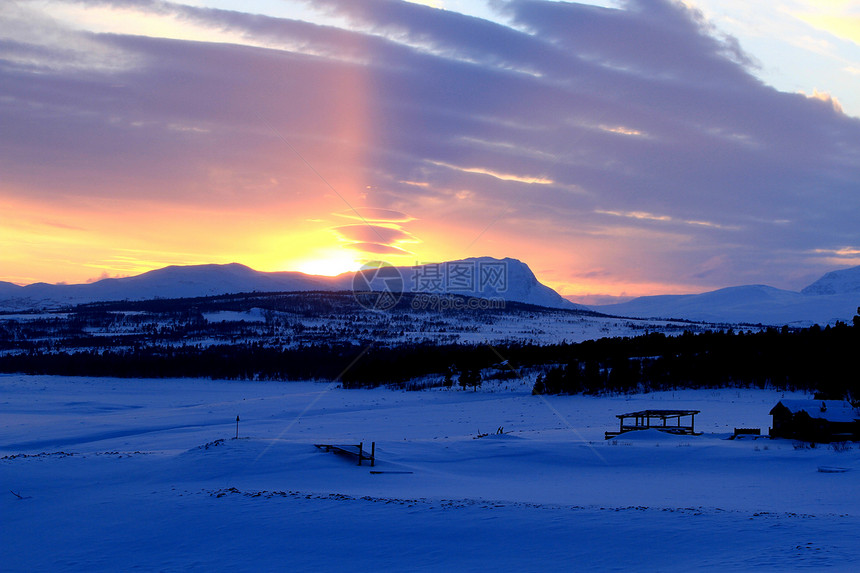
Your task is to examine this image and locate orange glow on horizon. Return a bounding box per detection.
[1,190,753,299]
[0,194,345,285]
[0,193,739,300]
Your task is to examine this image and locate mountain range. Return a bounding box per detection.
[590,266,860,326]
[0,257,577,312]
[2,258,858,326]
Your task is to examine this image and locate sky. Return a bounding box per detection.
[1,0,859,302]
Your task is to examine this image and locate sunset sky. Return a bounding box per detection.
[2,0,859,302]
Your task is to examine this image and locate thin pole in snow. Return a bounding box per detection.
[235,415,240,439]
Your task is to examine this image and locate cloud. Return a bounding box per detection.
[344,242,413,256]
[811,246,860,257]
[332,224,415,244]
[86,270,126,283]
[804,88,844,113]
[331,223,418,257]
[0,2,142,72]
[1,0,859,292]
[428,160,554,184]
[333,208,415,222]
[595,209,739,230]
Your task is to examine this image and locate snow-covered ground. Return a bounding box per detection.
[3,375,859,571]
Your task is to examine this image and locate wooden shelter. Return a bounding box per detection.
[605,409,701,439]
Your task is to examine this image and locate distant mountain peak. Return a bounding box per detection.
[800,265,860,295]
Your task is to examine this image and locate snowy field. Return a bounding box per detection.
[3,374,859,571]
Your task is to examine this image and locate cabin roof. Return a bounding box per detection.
[770,400,860,423]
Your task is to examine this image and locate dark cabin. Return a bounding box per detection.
[769,400,860,442]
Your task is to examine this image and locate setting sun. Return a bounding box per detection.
[293,251,363,277]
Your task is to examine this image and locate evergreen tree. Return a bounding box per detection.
[458,368,469,390]
[532,373,546,395]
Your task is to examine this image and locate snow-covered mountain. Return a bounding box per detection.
[0,264,340,311]
[800,265,860,295]
[0,258,580,311]
[392,257,577,310]
[592,266,860,326]
[0,281,21,297]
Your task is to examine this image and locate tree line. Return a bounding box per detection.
[1,310,857,398]
[532,318,858,399]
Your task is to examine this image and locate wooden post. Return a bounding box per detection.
[358,441,363,466]
[235,415,239,439]
[371,442,375,467]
